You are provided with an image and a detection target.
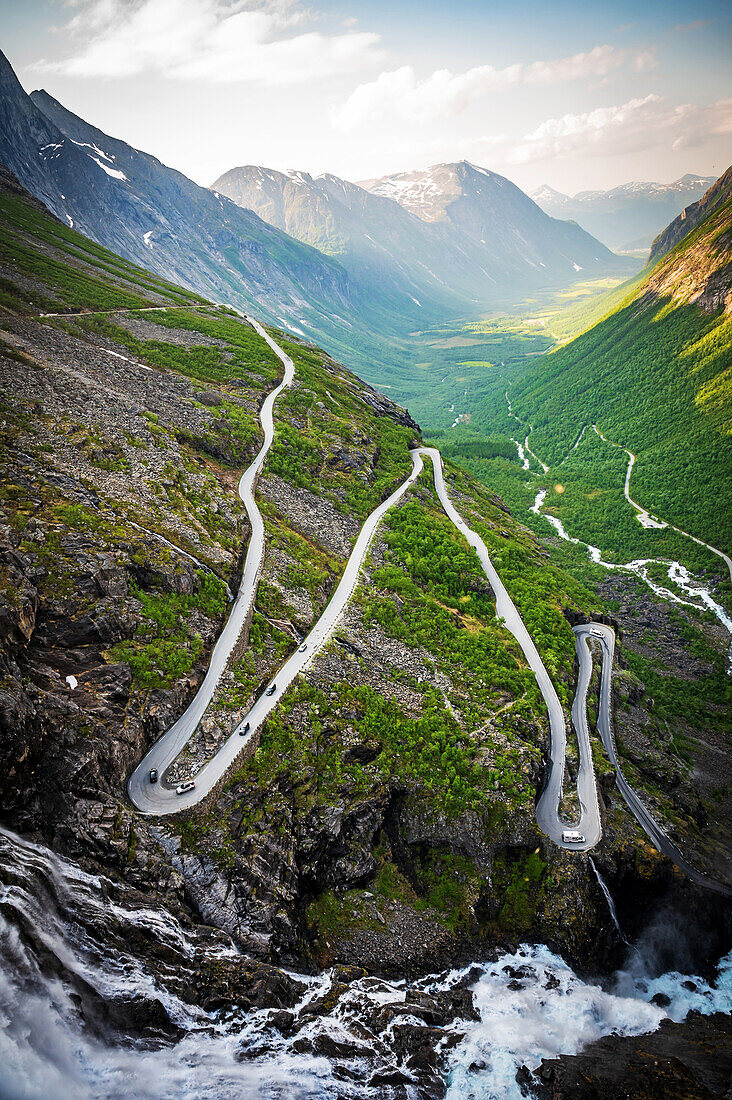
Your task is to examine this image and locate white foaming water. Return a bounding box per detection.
[510,418,732,663]
[428,944,732,1100]
[614,946,732,1021]
[510,437,530,470]
[0,827,337,1099]
[0,946,333,1100]
[524,432,548,473]
[504,390,548,473]
[1,828,730,1099]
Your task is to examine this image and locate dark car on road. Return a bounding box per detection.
[265,683,277,697]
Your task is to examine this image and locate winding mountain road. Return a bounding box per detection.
[126,320,600,851]
[129,441,601,849]
[41,303,724,884]
[127,321,725,890]
[127,315,294,811]
[128,448,424,814]
[425,447,599,851]
[573,623,731,896]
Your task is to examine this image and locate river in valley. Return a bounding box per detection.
[1,827,730,1100]
[530,488,732,658]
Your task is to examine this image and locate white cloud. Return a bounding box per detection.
[459,94,732,167]
[332,45,639,129]
[510,94,668,162]
[632,48,657,72]
[670,98,732,150]
[36,0,382,84]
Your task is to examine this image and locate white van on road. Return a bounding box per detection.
[562,830,585,844]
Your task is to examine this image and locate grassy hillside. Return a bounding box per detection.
[511,172,732,558]
[2,164,731,969]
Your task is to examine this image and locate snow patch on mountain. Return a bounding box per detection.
[70,138,115,162]
[89,155,127,182]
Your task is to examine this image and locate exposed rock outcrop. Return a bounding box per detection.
[532,1011,732,1099]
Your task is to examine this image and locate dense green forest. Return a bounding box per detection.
[511,296,731,554]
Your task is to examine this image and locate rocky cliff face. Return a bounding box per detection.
[533,1011,732,1099]
[647,165,732,271]
[641,173,732,317]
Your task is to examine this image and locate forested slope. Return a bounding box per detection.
[512,168,732,556]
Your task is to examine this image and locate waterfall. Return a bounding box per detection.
[590,857,628,943]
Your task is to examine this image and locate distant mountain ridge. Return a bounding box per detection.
[359,160,622,281]
[213,159,628,314]
[210,164,466,315]
[0,48,360,336]
[531,174,716,252]
[0,44,631,394]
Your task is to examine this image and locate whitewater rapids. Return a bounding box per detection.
[1,827,731,1099]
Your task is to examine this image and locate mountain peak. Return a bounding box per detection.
[531,184,568,203]
[284,168,314,183]
[531,172,720,251]
[360,161,538,225]
[358,161,498,222]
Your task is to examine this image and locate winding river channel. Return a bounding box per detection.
[529,486,732,647]
[504,392,732,651]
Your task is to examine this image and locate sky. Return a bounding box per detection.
[2,0,731,194]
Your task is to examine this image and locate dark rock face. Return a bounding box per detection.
[533,1012,732,1099]
[643,166,732,316]
[184,957,307,1013]
[0,514,220,832]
